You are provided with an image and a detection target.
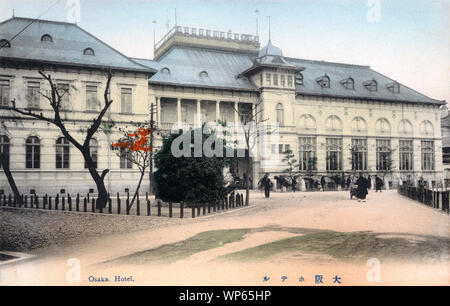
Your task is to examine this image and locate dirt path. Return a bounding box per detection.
[1,190,448,285]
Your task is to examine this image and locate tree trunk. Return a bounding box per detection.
[129,171,145,209]
[245,155,250,206]
[0,155,22,204]
[83,151,109,209]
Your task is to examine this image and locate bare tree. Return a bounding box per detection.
[8,69,114,209]
[233,98,270,205]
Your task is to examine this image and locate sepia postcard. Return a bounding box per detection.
[0,0,448,294]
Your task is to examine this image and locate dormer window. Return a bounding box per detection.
[199,71,208,78]
[161,67,171,75]
[387,82,400,94]
[41,34,53,42]
[316,75,330,88]
[341,77,354,90]
[364,79,377,92]
[295,73,303,85]
[0,39,10,48]
[83,48,95,56]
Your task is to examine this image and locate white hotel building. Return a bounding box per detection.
[0,17,446,195]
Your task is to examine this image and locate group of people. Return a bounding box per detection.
[258,172,386,201]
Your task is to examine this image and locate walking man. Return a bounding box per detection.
[355,173,369,203]
[375,175,383,192]
[258,173,273,198]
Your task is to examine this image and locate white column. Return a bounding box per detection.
[177,98,181,123]
[155,97,160,123]
[216,101,220,121]
[196,99,201,126]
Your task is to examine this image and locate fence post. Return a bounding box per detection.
[55,194,59,210]
[108,194,112,214]
[2,194,6,206]
[68,194,72,211]
[8,194,12,207]
[83,197,87,212]
[126,191,130,215]
[34,194,39,209]
[30,195,34,209]
[208,202,211,214]
[117,192,121,215]
[180,202,184,218]
[197,204,201,217]
[192,205,195,218]
[91,198,95,213]
[147,197,151,216]
[203,203,206,215]
[48,196,52,210]
[136,194,140,216]
[158,200,162,217]
[76,194,80,212]
[213,201,216,212]
[24,195,28,208]
[62,196,66,211]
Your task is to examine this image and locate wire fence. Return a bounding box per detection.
[397,185,449,214]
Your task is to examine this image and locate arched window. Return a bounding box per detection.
[0,39,10,48]
[199,71,208,78]
[83,48,95,56]
[364,79,377,92]
[276,103,284,126]
[317,75,330,88]
[161,67,170,75]
[56,137,70,169]
[341,77,354,90]
[41,34,53,42]
[26,136,40,169]
[295,73,303,85]
[85,138,98,169]
[325,115,342,132]
[420,120,434,136]
[398,119,413,135]
[351,117,367,132]
[375,118,391,134]
[298,114,316,131]
[0,135,10,169]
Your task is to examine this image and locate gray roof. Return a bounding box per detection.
[0,17,155,73]
[148,46,258,91]
[146,41,443,105]
[288,58,443,105]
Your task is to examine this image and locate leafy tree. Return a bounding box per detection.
[154,128,229,204]
[281,149,299,191]
[112,123,152,209]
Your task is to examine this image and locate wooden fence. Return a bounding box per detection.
[397,185,449,214]
[0,191,247,218]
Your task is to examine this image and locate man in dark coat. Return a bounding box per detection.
[355,174,369,202]
[375,175,384,192]
[320,176,326,191]
[258,173,273,198]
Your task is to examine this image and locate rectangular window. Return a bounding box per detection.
[326,138,343,171]
[86,85,98,111]
[280,75,285,87]
[120,148,132,169]
[58,83,70,110]
[27,81,40,109]
[299,137,317,171]
[121,88,132,114]
[273,74,279,86]
[285,144,290,152]
[287,75,293,87]
[351,138,367,171]
[421,140,435,170]
[0,80,10,107]
[376,139,391,171]
[279,144,283,154]
[399,139,413,170]
[266,73,271,86]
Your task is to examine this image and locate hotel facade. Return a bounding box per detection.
[0,17,446,195]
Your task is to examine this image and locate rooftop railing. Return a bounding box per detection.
[154,26,259,52]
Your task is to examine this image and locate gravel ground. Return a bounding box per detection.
[0,207,190,252]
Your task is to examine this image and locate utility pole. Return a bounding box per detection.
[149,102,156,194]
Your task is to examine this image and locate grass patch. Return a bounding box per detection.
[111,229,250,264]
[223,231,449,264]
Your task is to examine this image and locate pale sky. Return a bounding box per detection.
[0,0,448,103]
